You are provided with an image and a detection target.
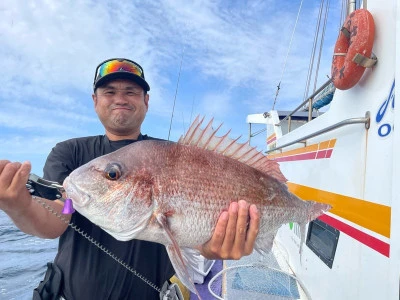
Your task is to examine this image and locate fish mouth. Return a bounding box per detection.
[63,176,92,208]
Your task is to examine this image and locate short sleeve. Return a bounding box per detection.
[43,141,75,184]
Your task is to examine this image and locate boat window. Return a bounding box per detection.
[306,218,340,268]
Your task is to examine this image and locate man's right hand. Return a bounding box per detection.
[0,160,32,214]
[0,160,69,238]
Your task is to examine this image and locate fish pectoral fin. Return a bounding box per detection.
[165,245,202,297]
[155,214,201,299]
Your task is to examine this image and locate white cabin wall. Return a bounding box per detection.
[387,0,400,298]
[274,1,397,299]
[362,0,396,208]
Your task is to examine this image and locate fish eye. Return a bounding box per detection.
[104,163,122,180]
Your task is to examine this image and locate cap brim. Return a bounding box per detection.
[94,72,150,91]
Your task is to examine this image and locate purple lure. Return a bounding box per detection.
[62,198,75,214]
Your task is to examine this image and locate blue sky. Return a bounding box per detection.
[0,0,344,176]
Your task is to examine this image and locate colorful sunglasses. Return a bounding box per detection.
[94,58,144,84]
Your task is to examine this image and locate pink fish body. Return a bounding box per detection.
[63,117,330,296]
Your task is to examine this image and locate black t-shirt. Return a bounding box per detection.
[43,134,175,300]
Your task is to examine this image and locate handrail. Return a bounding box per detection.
[265,112,370,153]
[250,127,267,138]
[277,78,332,126]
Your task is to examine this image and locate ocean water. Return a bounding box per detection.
[0,211,58,300]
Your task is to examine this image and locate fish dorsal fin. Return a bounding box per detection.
[179,116,287,183]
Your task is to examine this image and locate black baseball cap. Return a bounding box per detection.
[93,58,150,91]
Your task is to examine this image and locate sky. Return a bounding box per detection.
[0,0,345,176]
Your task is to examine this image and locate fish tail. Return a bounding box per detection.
[289,192,331,224]
[296,198,331,257]
[306,201,331,223]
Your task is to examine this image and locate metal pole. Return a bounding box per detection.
[248,123,252,145]
[277,79,332,126]
[308,98,313,121]
[348,0,356,14]
[265,112,370,153]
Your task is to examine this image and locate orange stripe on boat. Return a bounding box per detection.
[267,139,336,161]
[287,182,391,238]
[267,133,276,144]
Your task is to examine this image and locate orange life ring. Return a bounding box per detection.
[331,9,375,90]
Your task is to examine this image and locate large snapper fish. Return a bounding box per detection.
[63,117,330,295]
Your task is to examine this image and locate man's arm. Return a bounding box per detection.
[0,160,69,238]
[198,200,260,260]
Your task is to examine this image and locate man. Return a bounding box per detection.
[0,58,260,299]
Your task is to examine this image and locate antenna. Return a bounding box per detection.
[272,0,304,110]
[168,47,185,141]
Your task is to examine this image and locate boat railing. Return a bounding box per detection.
[265,112,370,153]
[278,78,333,133]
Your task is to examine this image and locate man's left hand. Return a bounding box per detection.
[198,200,260,260]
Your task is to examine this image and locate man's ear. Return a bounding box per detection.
[144,93,149,110]
[92,93,97,107]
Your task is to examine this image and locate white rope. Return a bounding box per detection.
[340,0,349,31]
[312,0,331,93]
[302,0,325,103]
[272,0,304,110]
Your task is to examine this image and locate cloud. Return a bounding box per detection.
[200,92,233,118]
[0,0,331,108]
[0,135,62,155]
[0,0,341,168]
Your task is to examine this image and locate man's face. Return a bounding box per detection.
[92,79,149,138]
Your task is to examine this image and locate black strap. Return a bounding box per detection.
[33,263,63,300]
